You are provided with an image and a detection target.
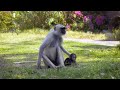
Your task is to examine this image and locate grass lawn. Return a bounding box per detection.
[0,29,120,79]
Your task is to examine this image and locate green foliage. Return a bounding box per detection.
[0,11,119,34]
[45,11,65,28]
[113,28,120,48]
[17,11,66,30]
[117,44,120,50]
[0,11,15,32]
[113,29,120,40]
[72,22,78,30]
[0,11,66,32]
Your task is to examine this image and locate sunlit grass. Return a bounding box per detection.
[64,30,106,40]
[1,28,106,40]
[0,30,120,79]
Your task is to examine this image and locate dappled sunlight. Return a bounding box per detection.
[0,53,38,62]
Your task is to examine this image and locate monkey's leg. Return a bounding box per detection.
[43,59,54,68]
[42,55,57,68]
[56,47,65,67]
[37,57,42,69]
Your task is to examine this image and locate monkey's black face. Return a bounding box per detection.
[71,55,76,61]
[70,54,76,61]
[60,27,66,35]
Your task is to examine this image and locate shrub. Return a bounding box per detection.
[0,11,114,33]
[113,29,120,40]
[0,11,15,32]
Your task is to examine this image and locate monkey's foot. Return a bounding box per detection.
[56,65,65,68]
[36,66,42,69]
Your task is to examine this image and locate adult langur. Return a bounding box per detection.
[37,24,70,69]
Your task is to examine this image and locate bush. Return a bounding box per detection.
[0,11,15,32]
[0,11,115,33]
[0,11,67,32]
[117,44,120,49]
[113,29,120,40]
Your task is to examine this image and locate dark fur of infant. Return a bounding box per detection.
[64,53,77,66]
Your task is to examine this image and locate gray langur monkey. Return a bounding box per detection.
[37,24,70,69]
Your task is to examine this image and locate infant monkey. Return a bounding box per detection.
[64,53,77,66]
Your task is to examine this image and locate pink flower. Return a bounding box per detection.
[66,24,71,29]
[83,15,94,30]
[74,11,83,17]
[83,16,87,22]
[86,15,93,20]
[83,16,89,23]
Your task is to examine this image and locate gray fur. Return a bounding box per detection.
[37,24,70,69]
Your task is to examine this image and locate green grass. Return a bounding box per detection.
[19,28,106,40]
[0,29,120,79]
[64,30,106,40]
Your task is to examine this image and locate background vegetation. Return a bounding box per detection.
[0,11,117,30]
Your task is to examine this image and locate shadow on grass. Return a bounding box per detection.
[0,53,39,74]
[1,53,120,79]
[0,56,7,67]
[0,53,38,62]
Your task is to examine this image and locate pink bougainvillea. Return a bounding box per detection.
[83,16,90,23]
[66,24,71,30]
[65,11,108,32]
[74,11,83,17]
[86,15,93,20]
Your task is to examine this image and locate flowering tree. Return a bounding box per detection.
[65,11,108,33]
[0,11,111,33]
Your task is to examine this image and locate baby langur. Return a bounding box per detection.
[64,53,77,66]
[37,24,71,69]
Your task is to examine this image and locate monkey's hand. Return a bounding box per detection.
[37,65,42,69]
[54,66,62,70]
[50,66,59,69]
[57,65,65,68]
[36,65,42,69]
[37,60,42,69]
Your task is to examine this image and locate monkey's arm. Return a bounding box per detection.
[59,37,70,56]
[60,46,70,56]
